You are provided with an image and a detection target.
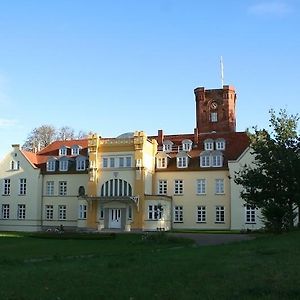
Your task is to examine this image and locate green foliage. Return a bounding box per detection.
[235,109,300,232]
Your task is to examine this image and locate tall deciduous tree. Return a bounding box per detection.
[235,109,300,232]
[22,125,88,151]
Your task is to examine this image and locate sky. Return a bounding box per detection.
[0,0,300,159]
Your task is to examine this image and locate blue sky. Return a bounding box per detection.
[0,0,299,159]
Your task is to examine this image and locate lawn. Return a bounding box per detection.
[0,231,300,299]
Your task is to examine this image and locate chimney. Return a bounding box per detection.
[158,129,164,145]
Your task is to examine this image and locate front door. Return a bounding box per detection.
[109,208,121,229]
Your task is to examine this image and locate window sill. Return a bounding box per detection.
[245,222,256,224]
[215,193,225,195]
[173,221,183,223]
[18,194,26,196]
[196,222,206,224]
[2,194,10,196]
[215,222,225,224]
[196,193,206,196]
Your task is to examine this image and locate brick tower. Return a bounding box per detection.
[194,85,236,134]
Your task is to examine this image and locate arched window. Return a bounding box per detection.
[101,179,132,197]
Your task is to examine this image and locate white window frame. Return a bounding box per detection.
[59,147,68,156]
[18,204,26,220]
[79,204,87,219]
[110,157,115,168]
[200,155,210,167]
[76,158,86,171]
[3,179,10,195]
[71,146,80,156]
[19,178,27,195]
[212,155,223,167]
[59,181,67,196]
[45,205,53,220]
[163,143,172,152]
[197,179,206,195]
[216,140,225,150]
[59,205,67,220]
[148,205,163,220]
[182,142,192,151]
[174,206,183,222]
[158,180,167,195]
[204,141,214,151]
[177,156,188,168]
[119,157,124,168]
[245,205,256,224]
[157,157,167,169]
[215,179,225,194]
[215,206,225,223]
[126,156,132,167]
[174,179,184,195]
[59,160,68,171]
[47,160,56,172]
[197,206,206,223]
[2,204,10,219]
[102,157,108,168]
[46,181,55,196]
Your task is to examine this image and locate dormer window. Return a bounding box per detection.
[59,158,69,171]
[71,145,81,156]
[182,139,192,151]
[216,139,225,150]
[200,152,210,167]
[76,157,86,171]
[59,146,68,156]
[212,151,223,167]
[47,159,56,171]
[10,160,20,170]
[204,139,214,151]
[156,152,169,169]
[163,140,173,152]
[176,152,189,168]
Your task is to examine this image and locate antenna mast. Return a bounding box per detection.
[220,56,224,87]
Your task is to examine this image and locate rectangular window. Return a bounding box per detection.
[200,155,210,167]
[100,205,104,219]
[174,179,184,195]
[174,206,183,222]
[18,204,26,220]
[59,148,67,156]
[46,181,54,195]
[158,180,167,195]
[177,157,188,168]
[79,204,87,219]
[46,205,53,220]
[119,157,124,167]
[245,205,256,223]
[148,205,163,220]
[59,160,68,171]
[3,179,10,195]
[216,206,225,223]
[59,205,66,220]
[157,157,167,168]
[197,179,206,195]
[72,147,80,155]
[216,141,225,150]
[215,179,224,194]
[197,206,206,223]
[110,157,115,168]
[76,159,86,171]
[103,157,108,168]
[59,181,67,196]
[204,142,214,151]
[212,155,222,167]
[126,157,132,167]
[2,204,10,219]
[19,178,27,195]
[128,205,132,220]
[211,112,218,122]
[47,160,56,171]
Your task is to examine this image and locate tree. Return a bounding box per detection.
[235,109,300,232]
[22,125,88,151]
[22,124,56,151]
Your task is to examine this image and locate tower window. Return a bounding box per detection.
[211,112,218,122]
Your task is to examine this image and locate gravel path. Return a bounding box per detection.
[168,233,255,246]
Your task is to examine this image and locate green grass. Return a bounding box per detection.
[0,231,300,299]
